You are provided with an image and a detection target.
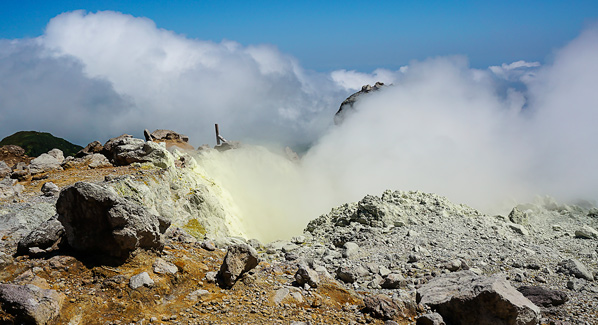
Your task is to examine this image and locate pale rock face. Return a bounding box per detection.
[106,164,247,239]
[29,149,64,174]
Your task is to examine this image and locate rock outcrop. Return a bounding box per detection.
[218,243,259,288]
[56,182,171,259]
[417,271,540,325]
[334,82,386,125]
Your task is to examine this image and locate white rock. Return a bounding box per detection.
[129,272,154,289]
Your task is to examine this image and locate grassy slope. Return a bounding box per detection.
[0,131,83,157]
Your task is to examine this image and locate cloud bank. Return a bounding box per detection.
[1,10,348,147]
[0,11,597,225]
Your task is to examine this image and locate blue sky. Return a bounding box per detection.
[2,0,597,71]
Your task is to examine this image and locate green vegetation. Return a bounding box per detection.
[0,131,83,157]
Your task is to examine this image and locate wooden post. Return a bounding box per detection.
[215,124,221,145]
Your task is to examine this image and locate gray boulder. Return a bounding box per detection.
[336,265,359,283]
[417,313,446,325]
[16,216,65,256]
[29,149,64,174]
[363,293,417,320]
[87,153,112,169]
[417,270,540,325]
[381,273,408,289]
[102,134,174,168]
[557,259,594,281]
[56,182,170,259]
[295,264,320,288]
[153,258,178,275]
[41,182,60,197]
[574,225,598,239]
[517,286,568,307]
[129,272,154,289]
[218,243,259,288]
[0,283,65,324]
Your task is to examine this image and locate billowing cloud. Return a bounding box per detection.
[1,10,349,147]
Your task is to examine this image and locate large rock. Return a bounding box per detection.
[56,182,171,259]
[29,149,64,174]
[295,264,320,288]
[574,225,598,239]
[102,134,174,168]
[218,243,259,288]
[0,283,65,324]
[557,259,594,281]
[416,270,540,325]
[16,216,65,256]
[363,292,418,320]
[76,140,104,158]
[517,286,568,307]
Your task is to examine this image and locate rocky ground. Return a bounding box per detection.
[1,134,597,324]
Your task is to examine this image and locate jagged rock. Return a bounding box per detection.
[574,225,598,239]
[153,258,178,275]
[381,273,408,289]
[363,292,417,320]
[56,182,170,259]
[295,264,320,288]
[336,265,359,283]
[16,216,64,256]
[517,286,568,307]
[334,82,386,125]
[218,243,259,288]
[0,161,10,178]
[41,182,60,197]
[76,140,104,158]
[417,270,540,325]
[29,149,64,174]
[129,272,154,289]
[509,207,530,225]
[416,312,446,325]
[0,283,65,324]
[557,259,594,281]
[509,223,529,236]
